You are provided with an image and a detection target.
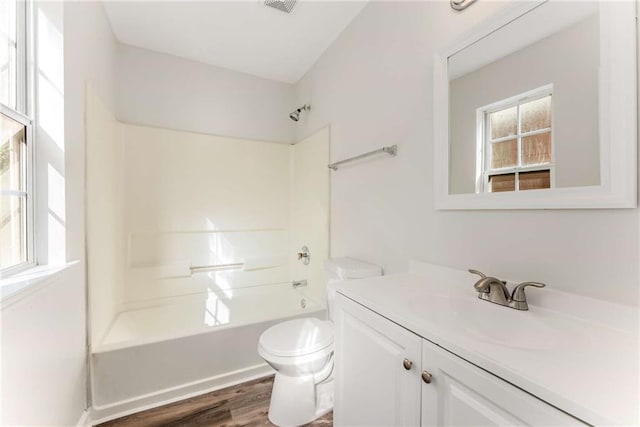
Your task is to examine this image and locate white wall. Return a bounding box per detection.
[450,14,600,193]
[1,264,86,426]
[65,1,118,263]
[116,44,296,144]
[295,1,639,306]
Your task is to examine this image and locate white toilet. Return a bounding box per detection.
[257,257,382,426]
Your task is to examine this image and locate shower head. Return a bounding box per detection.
[289,104,310,122]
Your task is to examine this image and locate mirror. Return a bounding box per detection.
[433,1,637,209]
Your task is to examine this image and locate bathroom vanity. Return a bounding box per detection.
[331,262,639,426]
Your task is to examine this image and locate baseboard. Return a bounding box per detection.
[75,410,91,427]
[89,363,274,425]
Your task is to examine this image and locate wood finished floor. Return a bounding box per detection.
[97,375,333,427]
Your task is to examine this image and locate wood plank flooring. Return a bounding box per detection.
[97,376,333,427]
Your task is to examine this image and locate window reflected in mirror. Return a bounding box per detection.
[480,88,553,193]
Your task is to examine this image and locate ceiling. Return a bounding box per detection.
[103,1,369,84]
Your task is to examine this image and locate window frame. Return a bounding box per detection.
[1,0,35,277]
[475,84,555,193]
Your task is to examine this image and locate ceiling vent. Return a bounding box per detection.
[264,0,297,14]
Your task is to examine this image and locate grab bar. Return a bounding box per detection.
[190,262,244,273]
[328,145,397,171]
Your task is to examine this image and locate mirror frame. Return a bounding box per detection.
[434,0,637,210]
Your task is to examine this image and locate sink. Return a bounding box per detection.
[461,311,563,351]
[410,293,568,351]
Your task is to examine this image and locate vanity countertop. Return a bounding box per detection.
[331,262,639,426]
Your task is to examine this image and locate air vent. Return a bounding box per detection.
[264,0,297,14]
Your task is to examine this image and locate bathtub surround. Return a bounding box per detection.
[289,128,331,306]
[121,125,291,304]
[86,88,126,348]
[294,1,640,306]
[121,124,329,307]
[86,96,329,334]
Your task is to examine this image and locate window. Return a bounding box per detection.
[1,0,33,275]
[476,85,553,193]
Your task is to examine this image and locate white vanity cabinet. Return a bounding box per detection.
[334,293,585,426]
[333,292,422,426]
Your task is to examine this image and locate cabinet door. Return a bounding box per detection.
[334,294,422,427]
[420,340,585,426]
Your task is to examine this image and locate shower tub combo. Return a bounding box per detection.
[85,105,331,422]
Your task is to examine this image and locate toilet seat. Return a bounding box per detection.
[258,343,333,373]
[259,318,333,357]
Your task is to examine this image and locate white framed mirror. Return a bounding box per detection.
[433,0,637,209]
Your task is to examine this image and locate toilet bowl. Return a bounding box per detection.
[258,257,382,426]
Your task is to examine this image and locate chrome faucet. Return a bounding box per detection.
[469,269,545,311]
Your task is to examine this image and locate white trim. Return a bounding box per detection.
[481,84,553,115]
[434,0,637,209]
[0,261,78,308]
[490,127,551,144]
[89,364,274,425]
[0,190,28,197]
[75,410,91,427]
[15,0,27,114]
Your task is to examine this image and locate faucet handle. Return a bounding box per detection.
[511,281,546,302]
[469,269,490,293]
[469,269,507,292]
[468,269,486,278]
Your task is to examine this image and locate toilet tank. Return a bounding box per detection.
[323,257,383,320]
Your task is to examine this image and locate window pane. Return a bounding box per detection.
[488,173,515,193]
[519,170,551,191]
[0,0,18,109]
[1,112,26,191]
[522,131,551,165]
[490,138,517,169]
[1,195,25,269]
[521,96,551,133]
[490,106,517,140]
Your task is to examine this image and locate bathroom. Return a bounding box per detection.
[0,0,638,426]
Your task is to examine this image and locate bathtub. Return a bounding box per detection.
[91,283,325,422]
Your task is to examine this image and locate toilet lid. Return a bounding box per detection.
[259,318,333,357]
